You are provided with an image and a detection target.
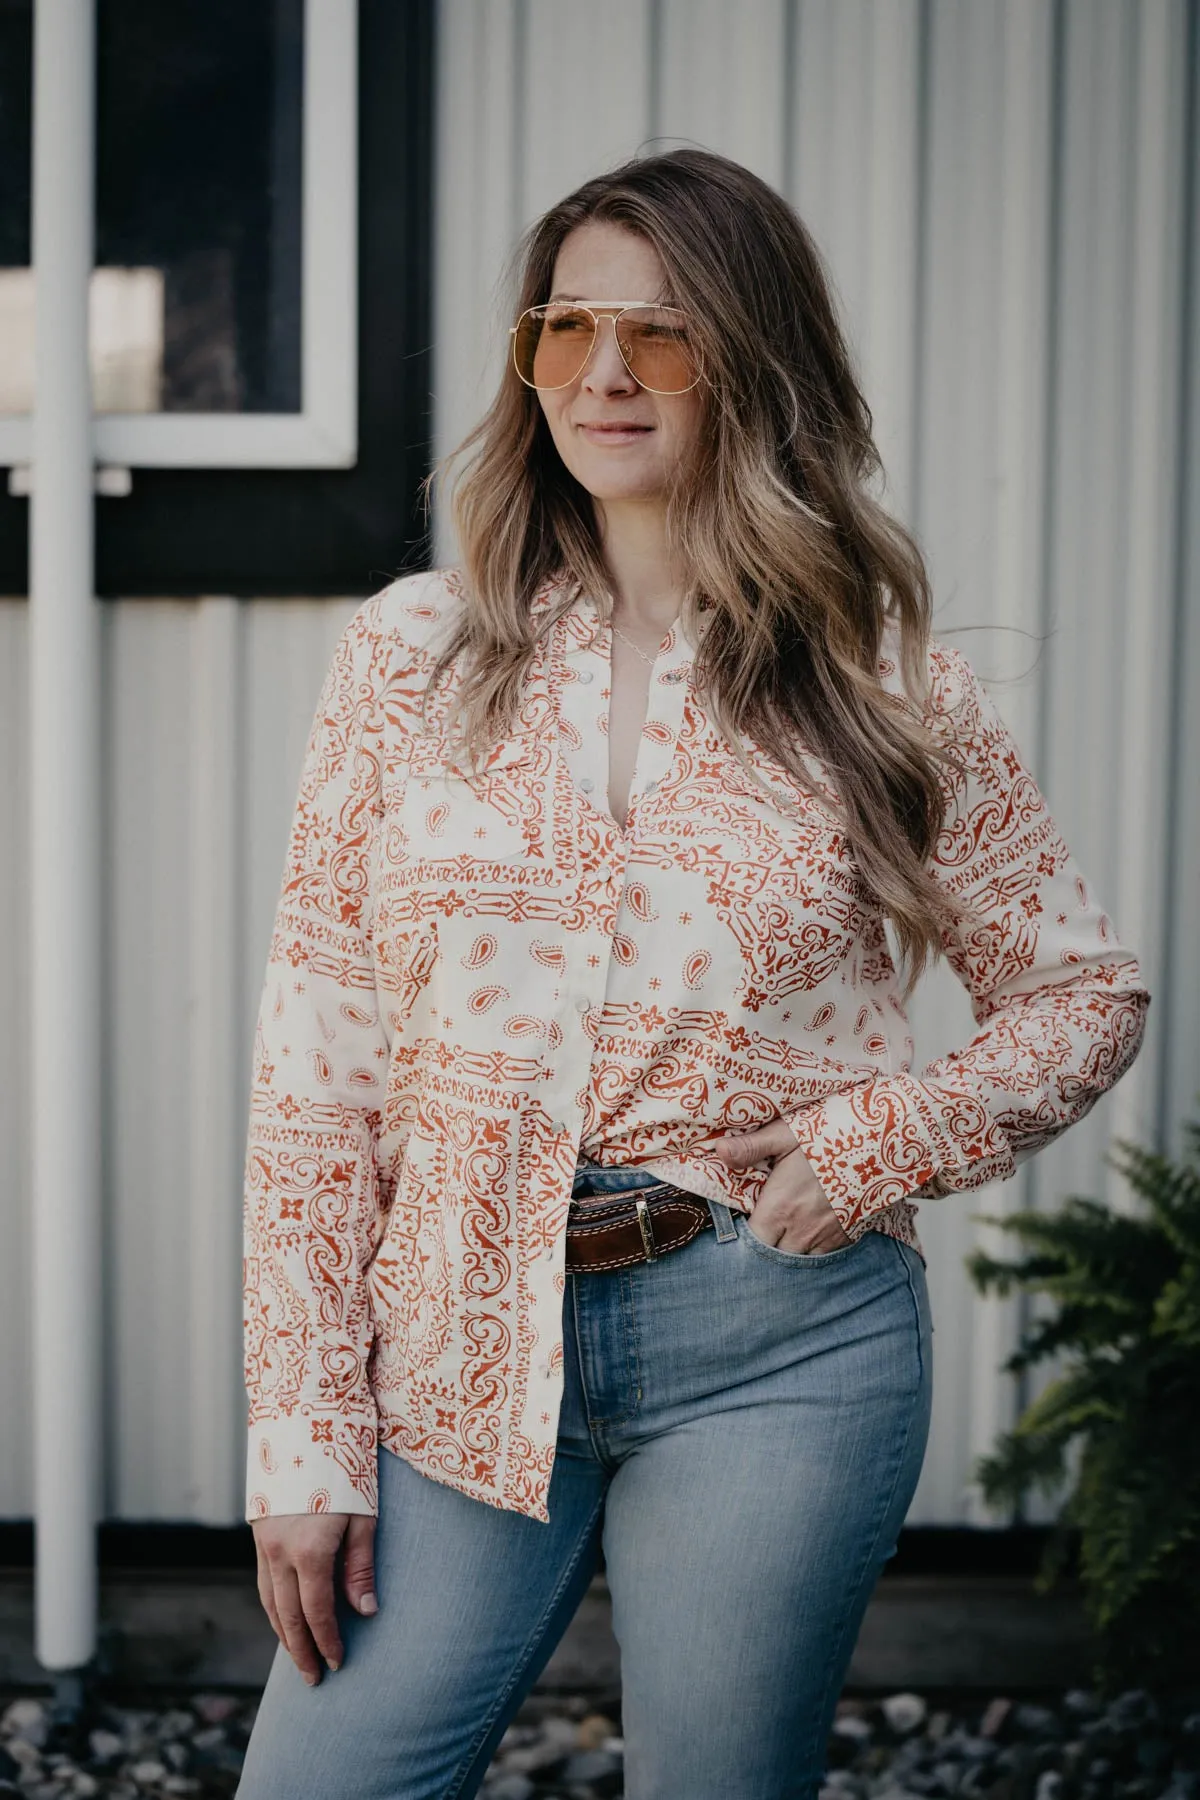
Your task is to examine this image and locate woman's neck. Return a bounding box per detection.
[594,499,686,630]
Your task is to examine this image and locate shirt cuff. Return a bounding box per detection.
[245,1407,379,1520]
[783,1075,1015,1237]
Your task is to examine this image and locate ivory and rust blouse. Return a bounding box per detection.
[242,568,1149,1522]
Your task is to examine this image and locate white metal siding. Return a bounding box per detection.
[0,0,1194,1522]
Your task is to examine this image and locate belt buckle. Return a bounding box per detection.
[635,1196,658,1261]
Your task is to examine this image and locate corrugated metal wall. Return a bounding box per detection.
[0,0,1195,1524]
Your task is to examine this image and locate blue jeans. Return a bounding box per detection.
[237,1200,933,1800]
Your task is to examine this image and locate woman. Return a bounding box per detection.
[237,148,1149,1799]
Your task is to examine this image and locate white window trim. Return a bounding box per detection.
[0,0,357,471]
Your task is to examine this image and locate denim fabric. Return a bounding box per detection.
[238,1214,933,1800]
[570,1157,673,1197]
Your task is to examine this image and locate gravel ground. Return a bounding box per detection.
[0,1684,1198,1798]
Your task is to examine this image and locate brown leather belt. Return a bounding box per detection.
[565,1182,714,1273]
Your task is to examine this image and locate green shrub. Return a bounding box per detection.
[967,1119,1200,1690]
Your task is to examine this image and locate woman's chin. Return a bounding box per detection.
[573,470,668,505]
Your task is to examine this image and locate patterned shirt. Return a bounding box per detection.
[242,568,1149,1522]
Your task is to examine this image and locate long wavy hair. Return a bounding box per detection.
[422,146,968,995]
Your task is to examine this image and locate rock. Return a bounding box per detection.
[89,1728,124,1762]
[560,1748,623,1783]
[7,1738,44,1779]
[196,1741,246,1778]
[162,1781,202,1797]
[72,1776,100,1797]
[496,1724,540,1752]
[130,1760,168,1784]
[957,1738,999,1763]
[1106,1690,1156,1732]
[832,1714,873,1742]
[1012,1705,1061,1739]
[882,1694,929,1737]
[1063,1690,1101,1719]
[491,1719,577,1777]
[980,1698,1012,1739]
[575,1712,616,1750]
[483,1776,536,1800]
[150,1710,190,1740]
[1035,1773,1063,1800]
[192,1693,241,1727]
[928,1713,952,1743]
[2,1697,49,1746]
[162,1740,189,1771]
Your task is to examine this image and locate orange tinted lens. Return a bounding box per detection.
[617,307,697,392]
[513,305,596,387]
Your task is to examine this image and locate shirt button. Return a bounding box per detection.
[551,1118,567,1134]
[579,777,594,793]
[661,670,684,684]
[575,997,590,1014]
[577,669,594,685]
[645,779,658,794]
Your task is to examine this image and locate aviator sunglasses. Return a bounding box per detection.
[510,300,702,395]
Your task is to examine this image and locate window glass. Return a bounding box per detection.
[0,0,303,416]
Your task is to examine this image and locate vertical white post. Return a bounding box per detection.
[30,0,101,1671]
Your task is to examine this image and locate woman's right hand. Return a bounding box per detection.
[251,1513,378,1685]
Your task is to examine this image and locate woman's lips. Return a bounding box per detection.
[578,423,654,445]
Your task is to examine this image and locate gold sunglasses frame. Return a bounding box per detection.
[509,301,703,395]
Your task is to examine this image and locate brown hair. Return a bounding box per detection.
[421,146,967,995]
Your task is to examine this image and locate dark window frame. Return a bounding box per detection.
[0,0,435,598]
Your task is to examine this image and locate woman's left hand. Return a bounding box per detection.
[711,1119,852,1255]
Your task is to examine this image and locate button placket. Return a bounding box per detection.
[556,611,612,823]
[539,836,627,1143]
[537,591,694,1149]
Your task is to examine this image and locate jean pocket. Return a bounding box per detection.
[735,1209,868,1267]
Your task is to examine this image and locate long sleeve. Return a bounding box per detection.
[243,599,393,1519]
[783,640,1151,1238]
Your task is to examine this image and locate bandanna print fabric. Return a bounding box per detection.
[242,569,1149,1521]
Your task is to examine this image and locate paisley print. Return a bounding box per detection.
[243,568,1149,1522]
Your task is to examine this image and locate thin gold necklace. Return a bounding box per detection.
[605,590,670,669]
[610,619,660,669]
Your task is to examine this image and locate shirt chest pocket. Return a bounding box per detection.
[402,733,547,867]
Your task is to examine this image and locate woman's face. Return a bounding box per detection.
[535,221,704,509]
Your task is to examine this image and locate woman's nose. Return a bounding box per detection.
[580,315,638,391]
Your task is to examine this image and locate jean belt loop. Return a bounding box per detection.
[706,1197,738,1243]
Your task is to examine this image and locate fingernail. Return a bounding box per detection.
[303,1672,319,1687]
[358,1592,378,1616]
[325,1657,340,1672]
